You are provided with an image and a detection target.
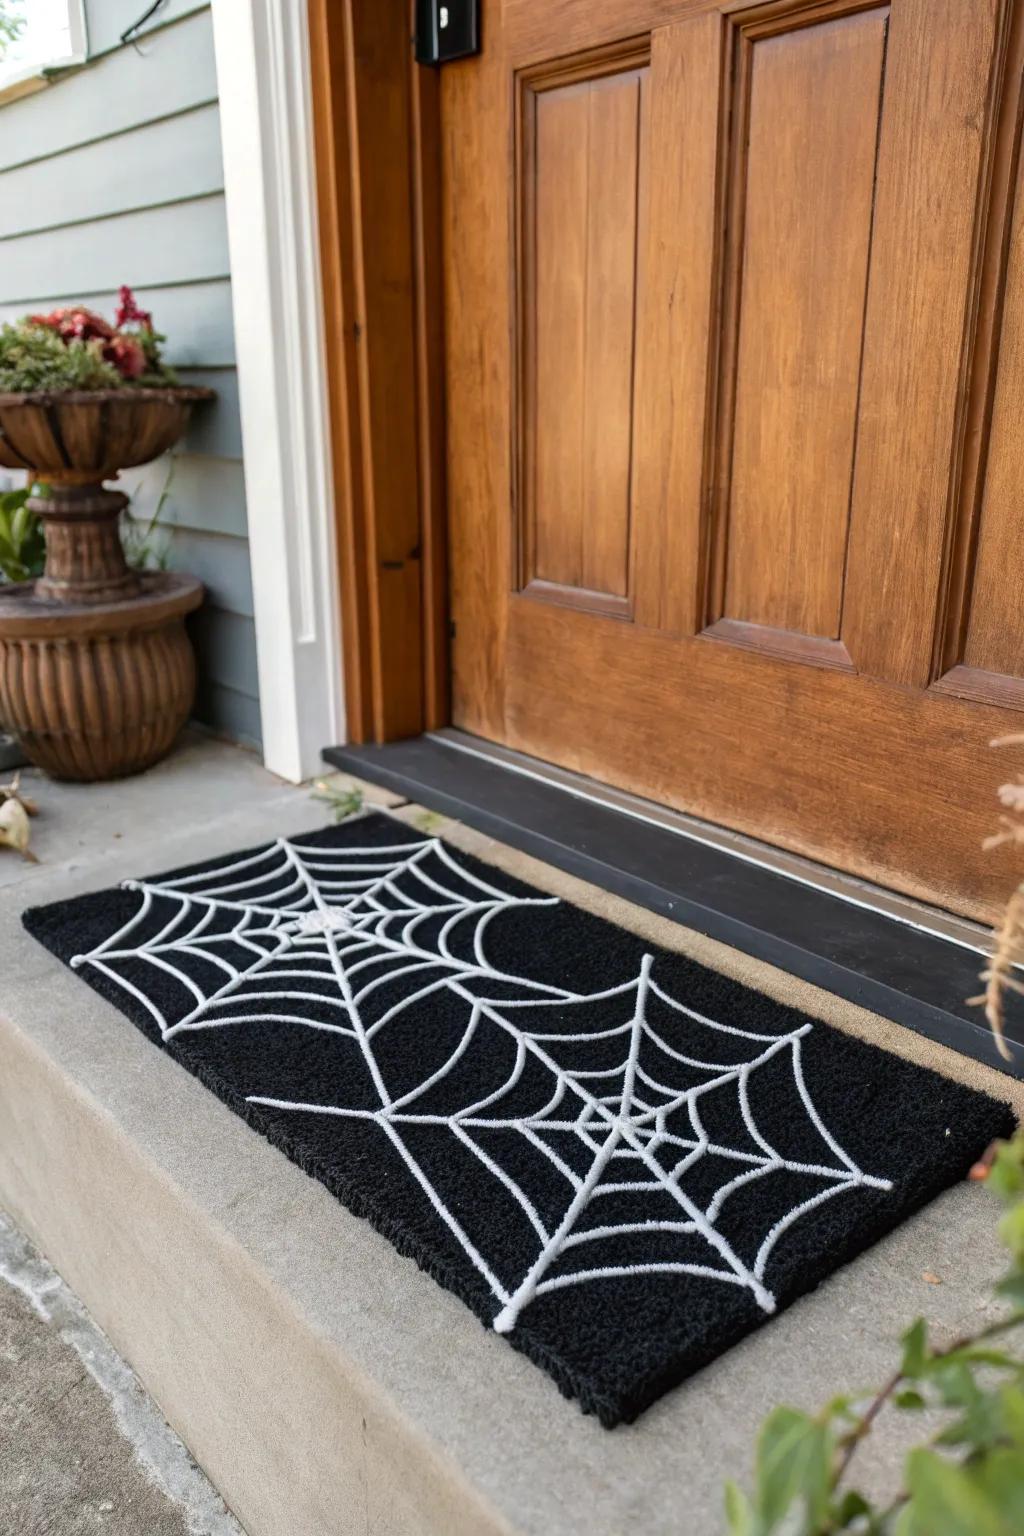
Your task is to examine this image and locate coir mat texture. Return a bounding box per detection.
[23,813,1015,1426]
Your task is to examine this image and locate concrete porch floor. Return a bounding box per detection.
[0,730,1021,1536]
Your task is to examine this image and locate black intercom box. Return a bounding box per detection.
[414,0,480,66]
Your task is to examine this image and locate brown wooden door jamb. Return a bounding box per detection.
[308,0,449,744]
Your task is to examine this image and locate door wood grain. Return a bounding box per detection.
[443,0,1024,920]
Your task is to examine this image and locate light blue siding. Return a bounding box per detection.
[84,1,208,60]
[177,369,241,458]
[190,608,261,697]
[165,530,254,618]
[0,2,260,748]
[1,196,229,304]
[0,102,225,239]
[194,680,262,749]
[122,455,247,539]
[0,10,218,171]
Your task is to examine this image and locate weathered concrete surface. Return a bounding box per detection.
[0,733,1019,1536]
[0,1211,242,1536]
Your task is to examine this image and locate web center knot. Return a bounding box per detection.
[283,906,353,938]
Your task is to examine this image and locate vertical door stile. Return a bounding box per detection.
[443,29,512,739]
[840,0,1006,687]
[631,11,724,636]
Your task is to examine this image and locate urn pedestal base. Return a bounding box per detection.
[0,573,203,781]
[0,389,214,782]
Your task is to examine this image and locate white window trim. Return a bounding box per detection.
[210,0,344,782]
[0,0,87,104]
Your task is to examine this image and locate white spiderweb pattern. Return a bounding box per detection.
[70,827,893,1333]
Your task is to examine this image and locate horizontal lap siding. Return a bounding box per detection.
[0,4,260,748]
[0,103,225,239]
[0,9,218,170]
[83,1,208,60]
[0,198,230,304]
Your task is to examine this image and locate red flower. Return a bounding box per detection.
[115,285,152,332]
[103,334,147,379]
[28,306,114,342]
[21,288,163,382]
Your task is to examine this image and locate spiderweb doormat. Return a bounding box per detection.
[23,813,1014,1426]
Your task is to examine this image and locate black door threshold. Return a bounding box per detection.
[322,734,1021,1079]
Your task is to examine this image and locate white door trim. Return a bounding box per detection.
[210,0,343,782]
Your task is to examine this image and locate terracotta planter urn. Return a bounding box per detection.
[0,387,214,780]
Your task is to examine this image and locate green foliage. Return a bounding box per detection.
[120,456,175,572]
[756,1408,832,1529]
[312,779,365,823]
[134,327,179,389]
[0,324,122,393]
[0,462,176,584]
[0,486,44,582]
[0,0,25,60]
[725,1133,1024,1536]
[412,809,446,835]
[0,297,178,394]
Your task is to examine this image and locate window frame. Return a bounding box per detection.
[0,0,88,103]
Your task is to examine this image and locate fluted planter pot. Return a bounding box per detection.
[0,387,213,781]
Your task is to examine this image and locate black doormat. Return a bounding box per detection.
[23,813,1014,1426]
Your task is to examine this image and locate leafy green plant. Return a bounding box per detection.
[725,1135,1024,1535]
[0,0,25,61]
[0,486,44,582]
[0,458,176,583]
[412,809,446,835]
[120,455,176,572]
[726,744,1024,1535]
[312,779,364,822]
[0,325,122,393]
[0,287,178,394]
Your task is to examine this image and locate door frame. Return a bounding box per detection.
[308,0,450,748]
[211,0,447,781]
[211,0,344,781]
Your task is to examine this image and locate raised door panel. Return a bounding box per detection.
[518,51,648,615]
[957,149,1024,701]
[632,0,997,681]
[631,1,897,661]
[840,0,1003,685]
[717,9,887,660]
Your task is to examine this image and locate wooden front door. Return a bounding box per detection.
[442,0,1024,920]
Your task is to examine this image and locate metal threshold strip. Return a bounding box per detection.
[431,729,995,962]
[322,730,1021,1077]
